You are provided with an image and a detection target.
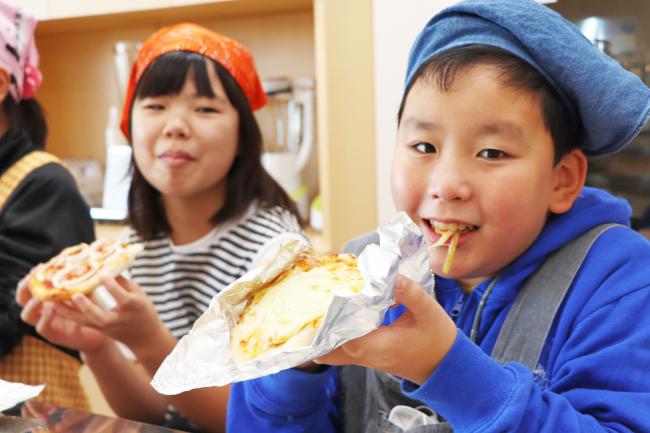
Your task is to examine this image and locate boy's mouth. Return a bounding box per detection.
[424,219,478,275]
[426,220,478,237]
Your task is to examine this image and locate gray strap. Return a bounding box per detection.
[491,223,620,369]
[342,231,379,255]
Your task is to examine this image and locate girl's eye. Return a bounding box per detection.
[197,106,218,113]
[478,148,507,159]
[413,142,436,154]
[143,103,164,111]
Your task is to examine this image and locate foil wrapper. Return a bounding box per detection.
[151,212,432,395]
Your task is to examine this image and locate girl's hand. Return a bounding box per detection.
[315,275,458,385]
[17,269,109,354]
[51,275,166,354]
[20,298,108,354]
[16,268,36,307]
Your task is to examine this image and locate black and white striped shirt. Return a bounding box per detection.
[127,205,305,339]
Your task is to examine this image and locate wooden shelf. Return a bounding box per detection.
[37,0,312,35]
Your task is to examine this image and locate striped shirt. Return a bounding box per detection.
[127,204,305,339]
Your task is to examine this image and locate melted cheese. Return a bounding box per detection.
[231,253,364,361]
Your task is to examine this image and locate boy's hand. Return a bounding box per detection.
[316,275,457,385]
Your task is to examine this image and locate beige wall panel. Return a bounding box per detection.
[314,0,375,250]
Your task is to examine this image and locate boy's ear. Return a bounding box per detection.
[0,69,10,103]
[549,148,588,214]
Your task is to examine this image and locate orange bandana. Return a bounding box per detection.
[120,23,267,137]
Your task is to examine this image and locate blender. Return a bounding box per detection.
[256,77,315,220]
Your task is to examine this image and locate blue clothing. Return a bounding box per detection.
[228,187,650,433]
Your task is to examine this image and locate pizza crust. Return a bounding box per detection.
[29,240,143,302]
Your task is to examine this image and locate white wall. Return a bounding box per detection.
[372,0,459,226]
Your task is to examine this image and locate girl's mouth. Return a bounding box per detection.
[159,150,194,166]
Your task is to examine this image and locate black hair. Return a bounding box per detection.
[127,51,301,239]
[3,96,47,149]
[397,45,579,164]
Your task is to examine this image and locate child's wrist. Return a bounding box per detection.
[129,325,177,371]
[81,339,119,363]
[413,321,458,385]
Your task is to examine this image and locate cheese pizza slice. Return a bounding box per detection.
[29,239,143,301]
[230,248,365,363]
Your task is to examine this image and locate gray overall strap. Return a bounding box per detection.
[343,230,379,256]
[491,223,620,369]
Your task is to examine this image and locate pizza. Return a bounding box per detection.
[29,239,143,301]
[230,247,365,362]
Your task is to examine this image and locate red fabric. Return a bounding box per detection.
[120,23,267,137]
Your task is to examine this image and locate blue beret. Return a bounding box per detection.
[405,0,650,156]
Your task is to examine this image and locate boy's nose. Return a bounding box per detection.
[426,160,472,202]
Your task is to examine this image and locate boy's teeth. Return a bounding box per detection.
[429,220,473,233]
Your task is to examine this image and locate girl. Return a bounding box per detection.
[18,23,305,433]
[0,1,94,410]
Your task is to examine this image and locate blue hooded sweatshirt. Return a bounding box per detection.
[227,187,650,433]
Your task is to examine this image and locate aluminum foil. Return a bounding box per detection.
[151,212,432,395]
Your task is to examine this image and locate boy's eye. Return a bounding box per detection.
[413,142,436,154]
[478,148,507,159]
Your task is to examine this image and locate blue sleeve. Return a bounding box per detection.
[402,286,650,433]
[227,367,340,433]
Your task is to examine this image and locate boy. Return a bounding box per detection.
[227,1,650,432]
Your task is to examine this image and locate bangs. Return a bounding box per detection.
[135,51,217,99]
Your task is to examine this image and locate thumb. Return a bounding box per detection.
[395,275,436,321]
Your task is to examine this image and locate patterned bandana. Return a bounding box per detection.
[406,0,650,156]
[0,2,42,101]
[120,22,267,137]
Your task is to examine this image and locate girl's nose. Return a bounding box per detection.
[426,158,472,202]
[163,115,190,139]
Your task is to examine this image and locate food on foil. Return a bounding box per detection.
[29,239,143,301]
[230,248,365,362]
[151,212,429,394]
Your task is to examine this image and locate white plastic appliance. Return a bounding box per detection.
[97,42,140,220]
[257,77,315,220]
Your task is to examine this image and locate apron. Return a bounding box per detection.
[0,151,90,410]
[340,224,618,433]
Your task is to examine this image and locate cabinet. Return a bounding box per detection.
[31,0,376,251]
